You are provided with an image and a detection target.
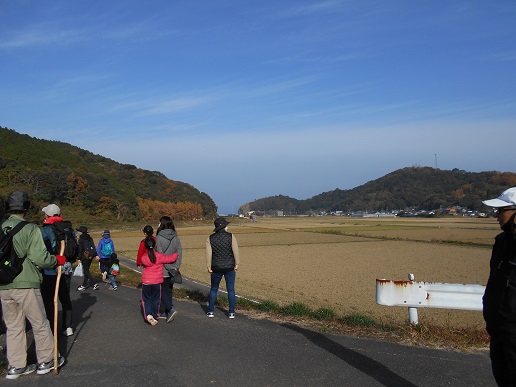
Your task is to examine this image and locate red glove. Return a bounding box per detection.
[56,255,66,266]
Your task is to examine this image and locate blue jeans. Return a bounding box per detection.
[108,274,117,288]
[208,270,236,313]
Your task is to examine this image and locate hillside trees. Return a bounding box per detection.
[0,127,218,222]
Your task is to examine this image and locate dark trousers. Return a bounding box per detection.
[160,277,174,315]
[141,284,161,320]
[41,273,73,329]
[490,337,516,386]
[81,259,98,288]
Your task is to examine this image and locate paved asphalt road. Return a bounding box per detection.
[1,259,497,386]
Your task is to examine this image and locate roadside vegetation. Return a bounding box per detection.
[98,264,489,353]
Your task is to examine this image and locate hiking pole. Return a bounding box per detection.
[53,240,65,375]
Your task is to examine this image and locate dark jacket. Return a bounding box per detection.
[483,213,516,345]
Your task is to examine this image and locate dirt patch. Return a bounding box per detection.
[111,216,497,329]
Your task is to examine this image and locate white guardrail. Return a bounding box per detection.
[376,274,486,324]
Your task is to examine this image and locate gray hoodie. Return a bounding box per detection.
[156,228,182,277]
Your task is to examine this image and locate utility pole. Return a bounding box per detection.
[434,154,438,169]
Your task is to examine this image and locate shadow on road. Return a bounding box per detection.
[282,323,417,387]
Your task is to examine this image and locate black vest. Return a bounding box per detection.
[209,230,235,272]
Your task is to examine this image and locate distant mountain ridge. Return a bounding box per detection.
[0,127,217,222]
[239,167,516,215]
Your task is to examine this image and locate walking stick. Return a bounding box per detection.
[53,240,65,375]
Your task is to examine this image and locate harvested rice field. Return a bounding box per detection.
[109,216,499,328]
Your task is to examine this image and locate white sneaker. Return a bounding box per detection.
[93,283,100,290]
[64,327,73,337]
[147,315,158,326]
[77,285,86,291]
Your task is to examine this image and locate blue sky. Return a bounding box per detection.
[1,1,515,214]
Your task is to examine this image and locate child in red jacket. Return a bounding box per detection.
[136,225,155,268]
[140,238,178,326]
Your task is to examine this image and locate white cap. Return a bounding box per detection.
[482,187,516,208]
[42,204,61,216]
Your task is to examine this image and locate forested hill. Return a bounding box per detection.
[240,167,516,215]
[0,127,217,222]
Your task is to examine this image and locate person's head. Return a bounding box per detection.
[157,216,175,234]
[483,187,516,228]
[77,226,88,234]
[144,237,156,263]
[5,191,30,215]
[213,217,230,232]
[110,253,119,264]
[41,203,61,218]
[142,225,153,237]
[103,230,111,239]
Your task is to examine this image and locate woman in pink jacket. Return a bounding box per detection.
[140,238,178,326]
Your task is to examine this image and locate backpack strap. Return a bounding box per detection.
[5,221,29,236]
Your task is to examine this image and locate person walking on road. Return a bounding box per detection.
[76,226,100,291]
[97,230,115,282]
[482,187,516,386]
[0,191,66,380]
[156,216,182,322]
[137,225,155,268]
[40,203,74,337]
[140,237,178,326]
[206,217,240,319]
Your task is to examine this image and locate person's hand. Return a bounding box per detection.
[56,255,66,266]
[234,264,239,271]
[207,267,213,273]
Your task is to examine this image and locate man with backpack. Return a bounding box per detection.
[76,226,100,291]
[97,230,115,281]
[40,203,75,337]
[0,191,66,379]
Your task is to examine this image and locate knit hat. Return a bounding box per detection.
[5,191,30,212]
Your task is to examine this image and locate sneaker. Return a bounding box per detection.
[64,327,73,337]
[77,285,86,291]
[206,312,214,318]
[6,364,36,379]
[37,355,65,375]
[102,272,107,281]
[108,285,117,291]
[93,283,100,290]
[167,309,177,323]
[158,314,167,320]
[229,313,235,319]
[147,315,158,326]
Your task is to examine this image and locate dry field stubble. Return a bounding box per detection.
[110,216,499,328]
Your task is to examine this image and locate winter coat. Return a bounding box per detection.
[141,251,178,285]
[156,229,182,277]
[0,215,57,290]
[97,237,115,259]
[483,212,516,345]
